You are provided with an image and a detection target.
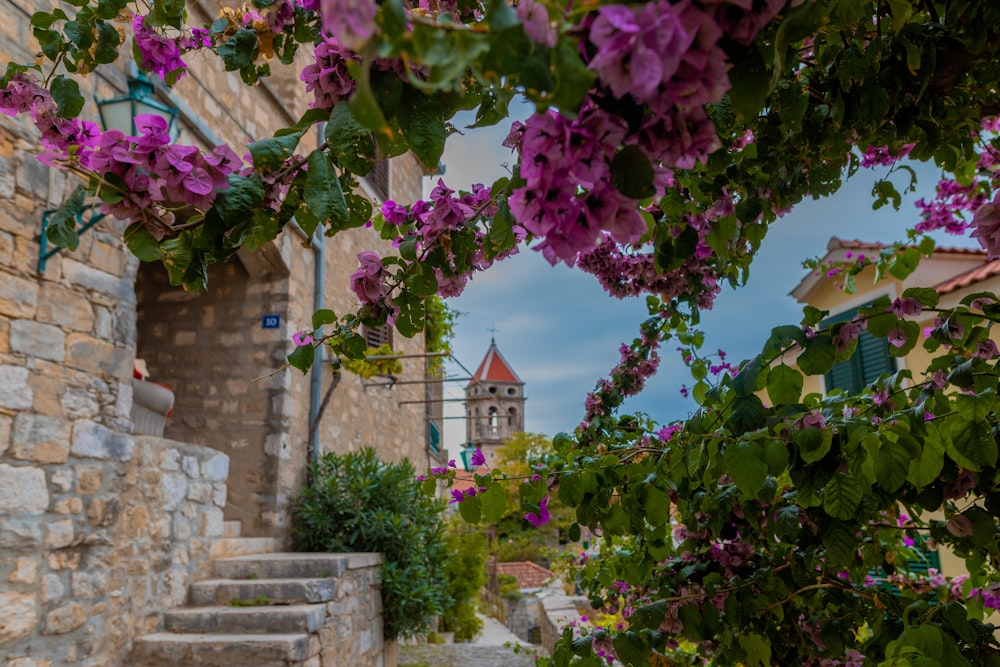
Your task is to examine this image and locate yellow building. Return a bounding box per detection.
[788,237,999,581]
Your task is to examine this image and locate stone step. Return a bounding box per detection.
[209,536,280,560]
[221,520,242,538]
[164,604,327,634]
[130,632,312,667]
[189,578,337,606]
[213,552,380,580]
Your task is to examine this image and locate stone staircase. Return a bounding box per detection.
[129,521,385,667]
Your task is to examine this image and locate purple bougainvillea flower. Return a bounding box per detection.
[470,447,486,467]
[524,495,551,527]
[292,331,314,347]
[972,198,1000,258]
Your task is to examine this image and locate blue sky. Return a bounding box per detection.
[427,112,980,452]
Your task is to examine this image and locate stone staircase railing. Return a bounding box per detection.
[129,527,389,667]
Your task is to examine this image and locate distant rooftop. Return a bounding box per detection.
[496,561,555,592]
[470,340,523,385]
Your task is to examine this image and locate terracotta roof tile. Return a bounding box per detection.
[831,238,986,257]
[496,561,555,591]
[935,259,1000,295]
[470,341,522,385]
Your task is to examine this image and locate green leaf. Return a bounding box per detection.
[325,104,376,175]
[124,222,162,261]
[399,94,446,171]
[727,394,767,433]
[821,520,857,568]
[479,483,506,522]
[766,364,803,405]
[725,441,768,497]
[213,174,265,225]
[948,395,997,470]
[823,473,863,520]
[902,287,940,309]
[548,38,596,115]
[311,309,336,328]
[348,58,391,136]
[217,28,259,71]
[34,27,63,61]
[93,20,121,64]
[738,633,772,667]
[907,425,945,489]
[888,247,921,280]
[64,20,93,50]
[248,131,303,171]
[727,45,770,122]
[611,145,655,200]
[45,185,86,251]
[774,506,800,540]
[762,324,807,358]
[793,427,833,464]
[50,75,84,118]
[875,437,910,492]
[797,334,836,375]
[612,631,648,667]
[288,342,315,374]
[458,496,482,523]
[304,149,349,226]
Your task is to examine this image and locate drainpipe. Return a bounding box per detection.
[308,228,325,468]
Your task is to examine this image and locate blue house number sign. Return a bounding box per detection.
[262,314,280,329]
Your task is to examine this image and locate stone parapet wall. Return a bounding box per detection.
[1,435,228,666]
[314,553,389,667]
[538,587,587,657]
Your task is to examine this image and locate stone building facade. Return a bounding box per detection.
[465,339,525,466]
[0,1,442,664]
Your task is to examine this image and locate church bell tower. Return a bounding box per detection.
[465,338,525,467]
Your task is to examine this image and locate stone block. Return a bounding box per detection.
[0,364,33,410]
[0,413,11,456]
[50,467,74,491]
[86,497,120,527]
[87,240,127,277]
[6,658,52,667]
[11,413,71,464]
[53,496,83,515]
[61,258,135,302]
[0,463,49,514]
[10,319,65,362]
[182,455,200,477]
[76,466,101,494]
[9,557,38,584]
[15,150,48,198]
[61,387,101,419]
[44,519,74,548]
[42,573,66,602]
[65,333,131,377]
[162,472,188,511]
[71,570,108,599]
[198,506,224,538]
[187,480,212,503]
[0,518,43,550]
[0,271,39,318]
[43,602,86,635]
[36,284,94,331]
[70,420,134,461]
[0,592,38,643]
[203,453,230,481]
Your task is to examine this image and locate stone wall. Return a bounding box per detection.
[538,588,588,657]
[0,435,228,666]
[315,553,389,667]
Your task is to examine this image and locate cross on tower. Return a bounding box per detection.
[487,324,499,343]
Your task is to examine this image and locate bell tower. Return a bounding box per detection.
[465,338,525,467]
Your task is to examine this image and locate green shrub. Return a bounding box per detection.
[439,520,487,641]
[292,447,451,640]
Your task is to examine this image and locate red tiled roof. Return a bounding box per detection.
[935,259,1000,295]
[470,341,522,385]
[496,561,555,591]
[832,238,986,257]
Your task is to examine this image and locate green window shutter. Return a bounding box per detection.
[823,305,897,394]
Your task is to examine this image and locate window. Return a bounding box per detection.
[363,323,393,349]
[366,156,390,202]
[426,419,441,454]
[507,387,516,395]
[824,305,896,394]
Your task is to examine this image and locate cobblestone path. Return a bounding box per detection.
[398,613,546,667]
[398,643,542,667]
